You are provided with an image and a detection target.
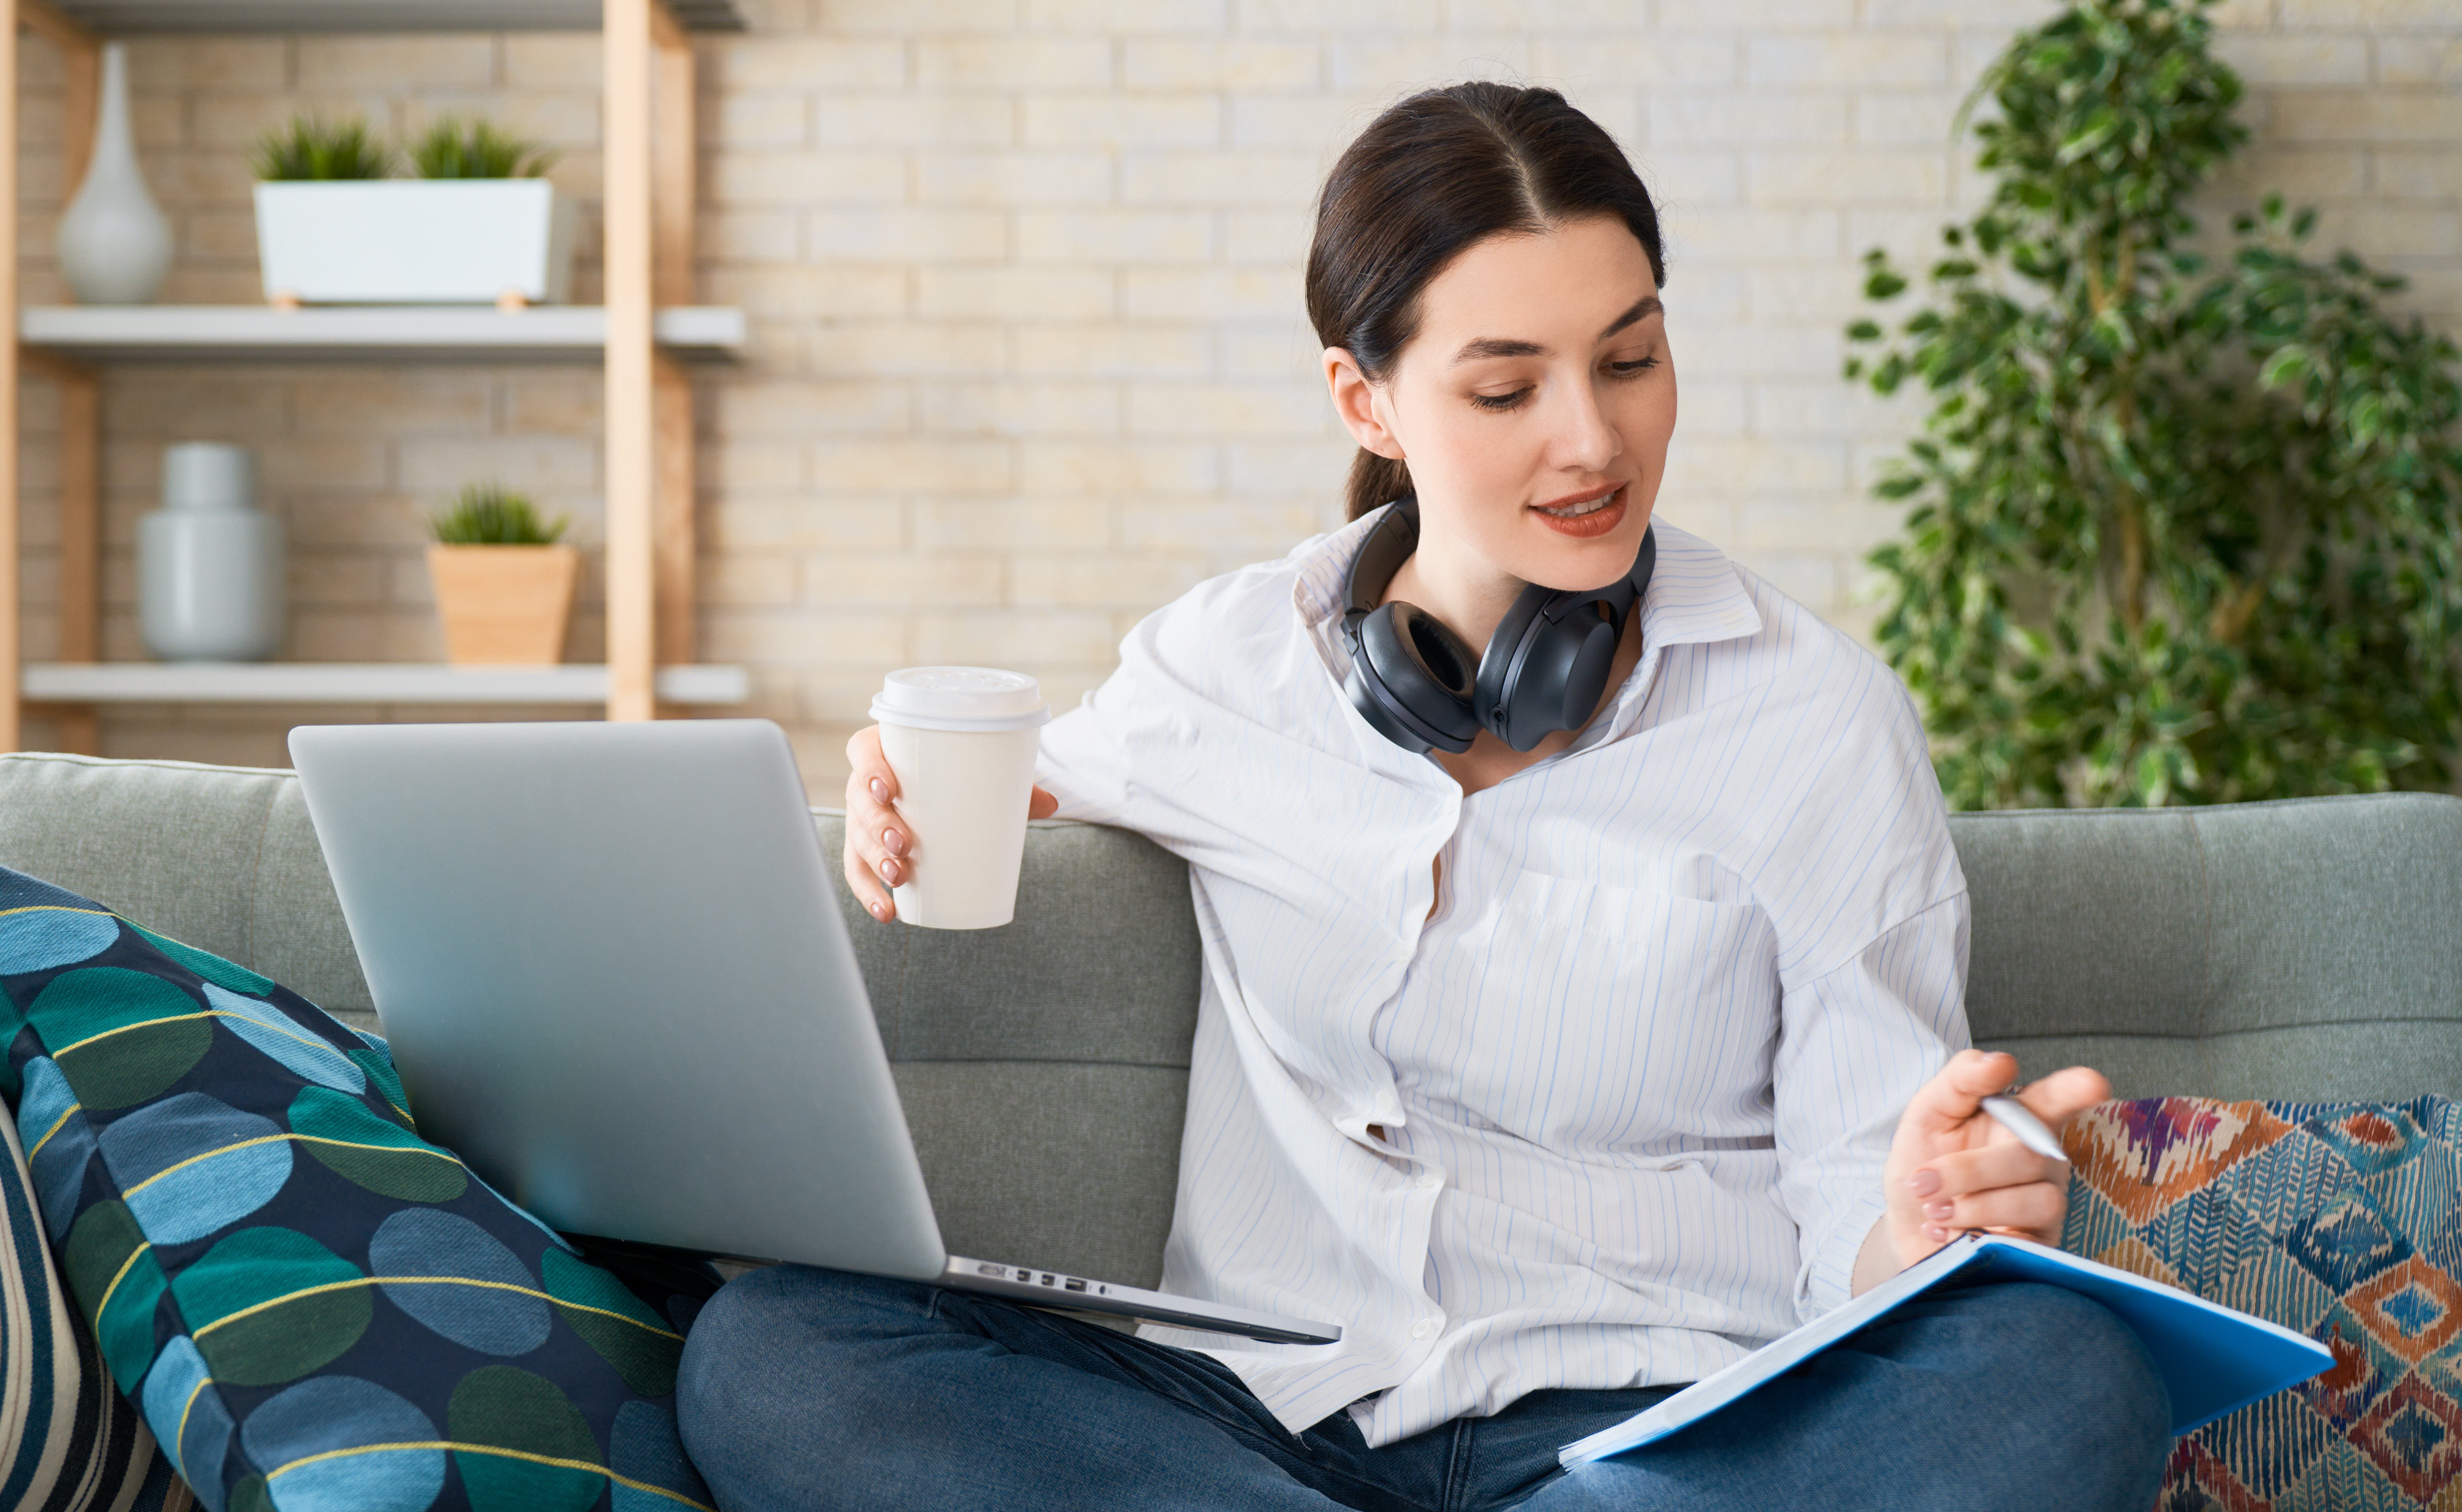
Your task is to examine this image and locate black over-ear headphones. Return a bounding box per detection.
[1340,497,1656,755]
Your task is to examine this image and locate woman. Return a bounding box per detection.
[678,83,2169,1510]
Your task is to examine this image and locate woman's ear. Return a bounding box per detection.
[1324,347,1405,460]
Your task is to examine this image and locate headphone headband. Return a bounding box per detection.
[1342,501,1420,625]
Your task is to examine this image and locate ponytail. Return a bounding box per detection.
[1346,449,1414,522]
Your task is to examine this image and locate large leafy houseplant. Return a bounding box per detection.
[1848,0,2462,809]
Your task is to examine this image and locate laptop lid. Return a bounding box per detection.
[288,718,948,1279]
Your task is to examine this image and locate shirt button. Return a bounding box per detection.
[1415,1172,1442,1190]
[1411,1318,1435,1340]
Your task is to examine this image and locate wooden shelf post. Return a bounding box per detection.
[18,0,102,756]
[652,3,695,677]
[23,350,100,755]
[603,0,657,722]
[1,0,23,753]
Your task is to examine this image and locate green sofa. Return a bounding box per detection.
[0,748,2454,1390]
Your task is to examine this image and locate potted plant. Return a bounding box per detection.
[426,484,579,666]
[1848,0,2462,809]
[253,115,575,307]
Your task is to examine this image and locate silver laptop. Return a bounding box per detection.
[288,718,1339,1347]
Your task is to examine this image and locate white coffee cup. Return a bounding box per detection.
[870,666,1052,930]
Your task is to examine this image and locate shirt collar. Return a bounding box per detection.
[1289,507,1385,632]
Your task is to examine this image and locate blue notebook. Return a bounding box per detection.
[1557,1231,2334,1468]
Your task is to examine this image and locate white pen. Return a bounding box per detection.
[1979,1093,2068,1163]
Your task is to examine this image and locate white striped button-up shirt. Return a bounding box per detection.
[1034,504,1971,1447]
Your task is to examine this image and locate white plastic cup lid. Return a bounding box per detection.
[871,666,1052,732]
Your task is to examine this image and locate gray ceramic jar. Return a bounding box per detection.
[138,443,285,662]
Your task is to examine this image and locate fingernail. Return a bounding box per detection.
[1923,1200,1953,1222]
[869,902,886,920]
[1908,1169,1941,1198]
[1924,1223,1949,1243]
[879,859,897,883]
[884,829,906,855]
[870,778,889,802]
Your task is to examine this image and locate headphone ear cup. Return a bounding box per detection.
[1344,660,1436,756]
[1354,602,1480,754]
[1494,608,1622,752]
[1550,615,1622,736]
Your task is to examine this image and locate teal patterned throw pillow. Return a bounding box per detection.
[0,865,717,1512]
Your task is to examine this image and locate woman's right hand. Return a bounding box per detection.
[844,725,1058,924]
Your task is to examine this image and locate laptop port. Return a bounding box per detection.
[1040,1273,1056,1286]
[977,1263,1003,1277]
[1016,1269,1033,1282]
[1065,1278,1087,1292]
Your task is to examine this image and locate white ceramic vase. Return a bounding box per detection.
[139,444,285,662]
[56,42,173,306]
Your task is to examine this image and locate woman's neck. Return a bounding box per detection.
[1380,527,1524,657]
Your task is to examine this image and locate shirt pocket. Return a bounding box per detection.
[1407,869,1781,1155]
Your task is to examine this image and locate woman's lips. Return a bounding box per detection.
[1529,484,1628,539]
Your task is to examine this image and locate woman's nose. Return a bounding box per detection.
[1551,380,1623,473]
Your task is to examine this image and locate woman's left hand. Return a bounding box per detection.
[1882,1049,2109,1269]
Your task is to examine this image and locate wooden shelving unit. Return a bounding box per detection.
[1,0,748,754]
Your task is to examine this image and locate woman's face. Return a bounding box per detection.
[1329,214,1675,595]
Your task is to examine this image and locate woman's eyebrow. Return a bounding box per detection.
[1448,295,1666,365]
[1451,335,1546,364]
[1598,294,1664,340]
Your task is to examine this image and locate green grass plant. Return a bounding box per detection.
[252,115,391,181]
[431,485,569,547]
[409,118,556,180]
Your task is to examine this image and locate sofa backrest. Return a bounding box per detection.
[0,752,2456,1291]
[1954,794,2462,1103]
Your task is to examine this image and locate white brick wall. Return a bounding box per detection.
[10,0,2457,791]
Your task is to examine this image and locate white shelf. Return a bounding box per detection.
[42,0,745,32]
[20,306,746,364]
[24,663,750,705]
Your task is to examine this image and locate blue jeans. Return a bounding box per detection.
[677,1266,2170,1511]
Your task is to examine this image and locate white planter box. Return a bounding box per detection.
[253,180,577,305]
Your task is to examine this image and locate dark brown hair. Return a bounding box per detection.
[1306,83,1667,521]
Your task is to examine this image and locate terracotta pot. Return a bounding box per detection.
[426,544,579,665]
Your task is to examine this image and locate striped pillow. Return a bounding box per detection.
[0,1100,188,1512]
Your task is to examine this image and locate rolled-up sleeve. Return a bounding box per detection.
[1772,892,1971,1320]
[1036,701,1135,828]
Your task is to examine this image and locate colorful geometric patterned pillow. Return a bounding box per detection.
[0,864,717,1512]
[2063,1096,2462,1512]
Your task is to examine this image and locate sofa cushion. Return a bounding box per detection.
[2062,1095,2462,1508]
[0,863,715,1512]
